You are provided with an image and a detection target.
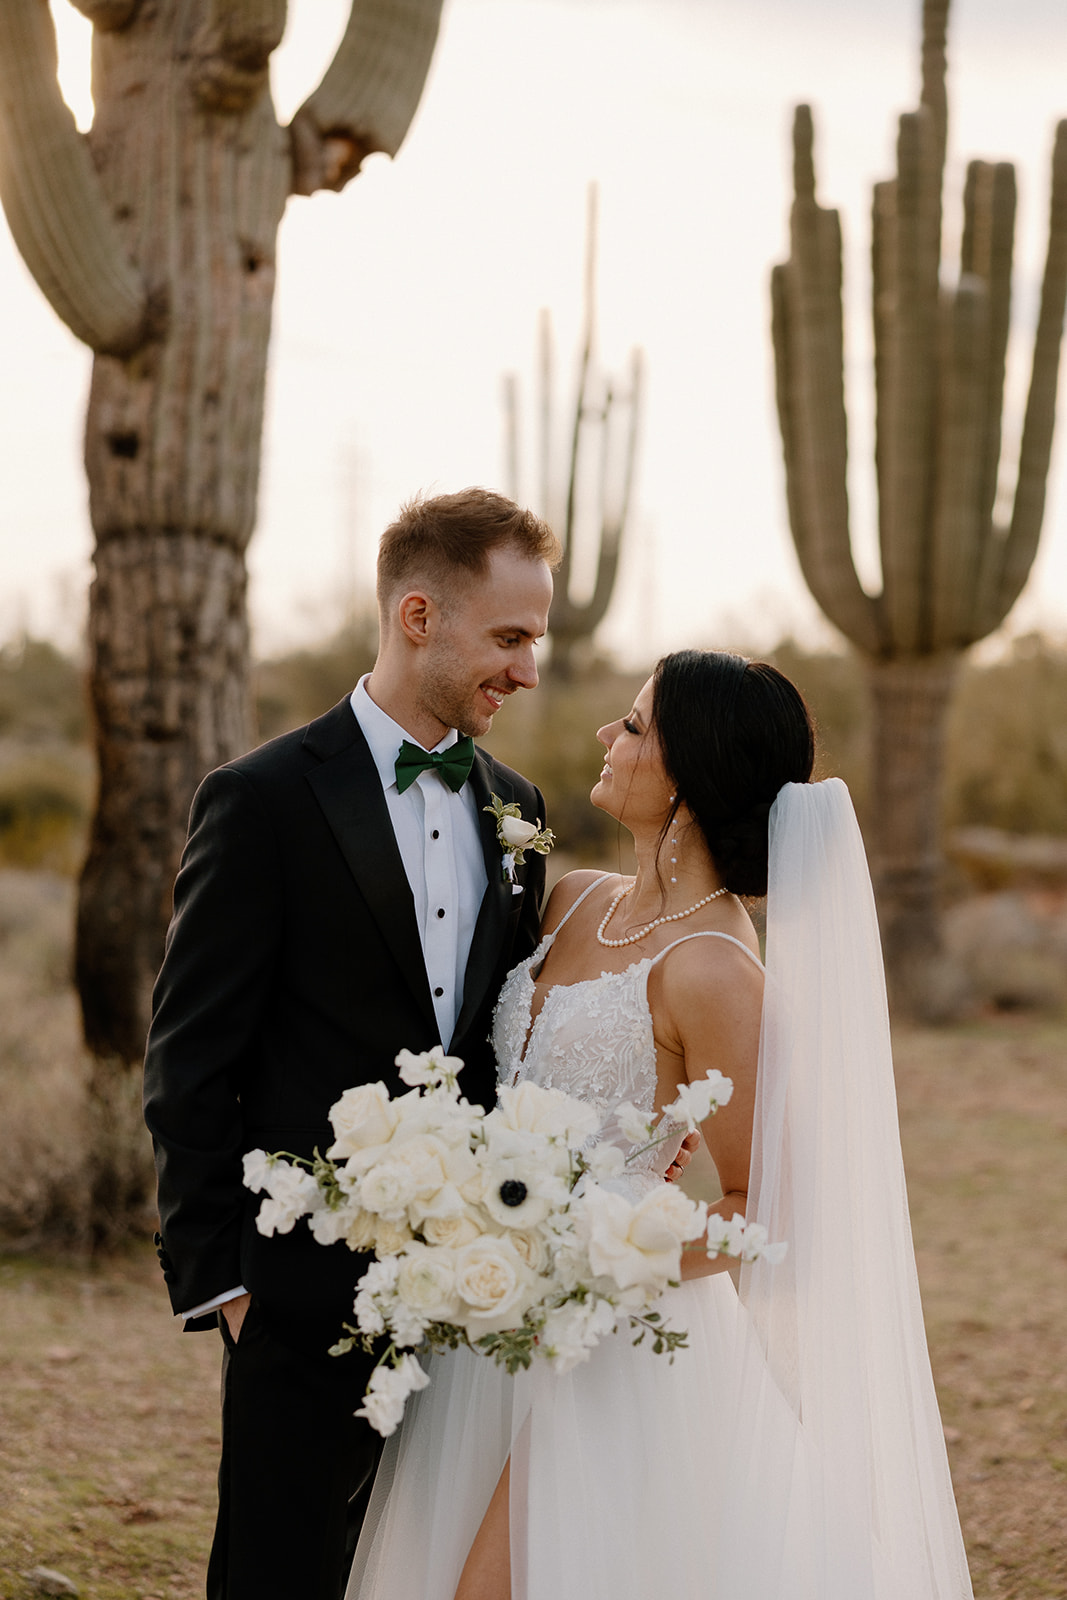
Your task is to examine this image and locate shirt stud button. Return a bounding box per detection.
[437,907,445,918]
[434,986,444,997]
[431,829,440,840]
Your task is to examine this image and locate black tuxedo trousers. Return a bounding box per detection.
[144,698,546,1600]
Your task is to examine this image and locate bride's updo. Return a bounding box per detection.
[652,650,814,896]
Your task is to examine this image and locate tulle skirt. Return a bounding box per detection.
[345,1272,822,1600]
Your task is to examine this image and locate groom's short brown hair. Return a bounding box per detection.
[377,488,560,610]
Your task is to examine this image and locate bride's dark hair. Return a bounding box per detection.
[652,650,815,896]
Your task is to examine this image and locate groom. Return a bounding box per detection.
[144,488,559,1600]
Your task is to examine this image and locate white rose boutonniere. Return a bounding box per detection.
[484,793,554,893]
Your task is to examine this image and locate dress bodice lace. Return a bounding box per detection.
[491,877,764,1195]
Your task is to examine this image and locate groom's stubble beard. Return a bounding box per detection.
[415,634,500,740]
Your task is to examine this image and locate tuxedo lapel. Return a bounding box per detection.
[450,752,523,1048]
[303,701,438,1038]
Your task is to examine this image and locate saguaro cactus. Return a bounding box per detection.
[506,186,643,678]
[0,0,442,1234]
[771,0,1067,1017]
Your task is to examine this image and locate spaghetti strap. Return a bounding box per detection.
[546,874,612,938]
[648,930,765,974]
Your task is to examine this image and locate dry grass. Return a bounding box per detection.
[0,873,1064,1597]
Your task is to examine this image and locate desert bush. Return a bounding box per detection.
[0,752,93,874]
[0,635,87,742]
[254,614,379,740]
[0,871,92,1243]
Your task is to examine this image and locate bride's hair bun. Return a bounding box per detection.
[652,651,815,897]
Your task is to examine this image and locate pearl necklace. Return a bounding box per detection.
[596,882,729,948]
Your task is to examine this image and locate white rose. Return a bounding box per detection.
[492,1081,600,1144]
[578,1184,704,1295]
[453,1237,537,1334]
[507,1227,551,1273]
[310,1202,378,1252]
[499,815,540,848]
[327,1082,400,1159]
[374,1216,415,1254]
[421,1209,484,1248]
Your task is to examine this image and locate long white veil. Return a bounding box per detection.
[718,778,973,1598]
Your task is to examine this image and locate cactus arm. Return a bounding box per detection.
[928,276,989,648]
[537,308,554,529]
[877,109,942,652]
[289,0,443,195]
[0,0,149,356]
[771,107,882,655]
[970,163,1016,538]
[986,121,1067,629]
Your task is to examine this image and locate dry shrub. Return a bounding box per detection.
[0,870,92,1243]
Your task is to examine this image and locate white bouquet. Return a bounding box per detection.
[243,1048,784,1436]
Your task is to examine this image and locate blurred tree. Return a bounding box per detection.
[0,0,442,1240]
[771,0,1067,1017]
[504,185,643,679]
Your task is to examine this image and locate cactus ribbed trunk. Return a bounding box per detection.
[866,655,959,1017]
[0,0,444,1241]
[771,0,1067,1018]
[75,9,289,1065]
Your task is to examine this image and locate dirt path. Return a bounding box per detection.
[1,1018,1065,1599]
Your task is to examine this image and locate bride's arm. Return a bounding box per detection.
[649,939,763,1279]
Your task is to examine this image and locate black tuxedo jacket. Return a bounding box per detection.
[143,696,546,1333]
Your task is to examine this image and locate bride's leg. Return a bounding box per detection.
[453,1457,511,1600]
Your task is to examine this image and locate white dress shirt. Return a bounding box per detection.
[181,679,488,1321]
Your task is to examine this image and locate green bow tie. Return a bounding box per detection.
[394,737,476,795]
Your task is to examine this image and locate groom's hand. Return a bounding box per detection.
[666,1130,700,1184]
[221,1292,252,1342]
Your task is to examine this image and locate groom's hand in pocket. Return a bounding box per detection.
[221,1292,252,1343]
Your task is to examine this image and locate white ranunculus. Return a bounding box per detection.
[453,1236,537,1334]
[356,1353,431,1437]
[327,1082,401,1159]
[359,1160,419,1221]
[499,815,540,848]
[540,1296,619,1373]
[395,1243,461,1323]
[492,1080,600,1144]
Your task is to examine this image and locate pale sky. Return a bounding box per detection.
[2,0,1066,659]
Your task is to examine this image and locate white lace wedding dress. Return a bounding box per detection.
[347,785,975,1600]
[347,880,783,1600]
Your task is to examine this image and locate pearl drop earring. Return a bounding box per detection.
[669,797,678,883]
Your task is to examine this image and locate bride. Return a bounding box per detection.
[347,649,974,1600]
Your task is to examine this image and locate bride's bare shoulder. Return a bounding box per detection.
[539,869,626,940]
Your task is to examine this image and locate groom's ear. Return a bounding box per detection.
[396,589,438,646]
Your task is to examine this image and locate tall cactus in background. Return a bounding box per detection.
[505,186,643,678]
[771,0,1067,1018]
[0,0,442,1239]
